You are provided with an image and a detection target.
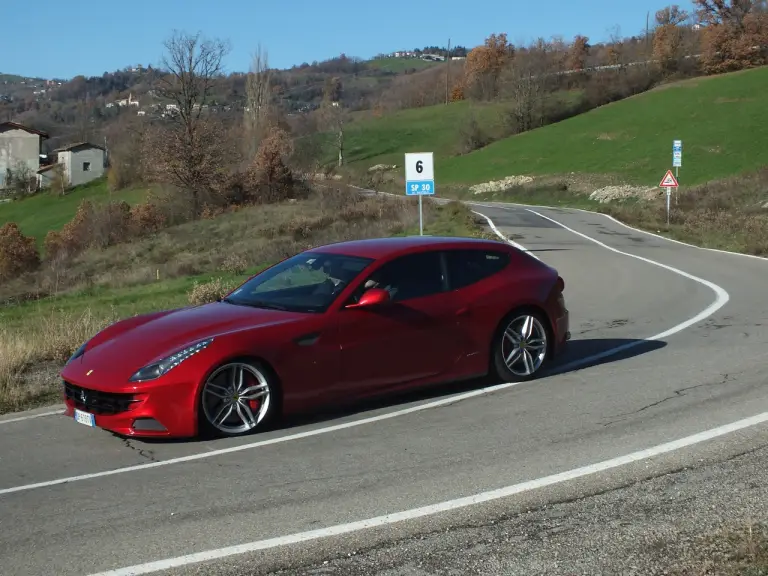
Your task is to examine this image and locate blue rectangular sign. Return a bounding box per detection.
[406,180,435,195]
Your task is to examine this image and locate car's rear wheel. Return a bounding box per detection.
[492,308,550,382]
[199,360,278,438]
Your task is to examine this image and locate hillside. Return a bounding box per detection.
[341,66,768,190]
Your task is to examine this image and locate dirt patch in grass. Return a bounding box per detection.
[0,191,485,414]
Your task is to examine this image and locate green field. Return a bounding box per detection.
[341,100,511,167]
[0,178,147,244]
[342,66,768,188]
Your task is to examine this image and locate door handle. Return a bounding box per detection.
[456,306,470,316]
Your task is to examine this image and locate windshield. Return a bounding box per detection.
[223,251,374,313]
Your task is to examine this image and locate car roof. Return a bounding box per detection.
[306,235,514,260]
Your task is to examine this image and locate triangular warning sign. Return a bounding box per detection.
[659,170,679,187]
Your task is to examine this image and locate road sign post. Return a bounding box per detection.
[404,152,435,236]
[672,139,682,205]
[659,169,679,226]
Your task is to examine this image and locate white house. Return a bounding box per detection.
[0,121,49,189]
[53,142,106,187]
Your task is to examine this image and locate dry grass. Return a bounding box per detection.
[0,308,119,412]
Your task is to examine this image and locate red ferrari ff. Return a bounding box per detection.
[61,236,570,439]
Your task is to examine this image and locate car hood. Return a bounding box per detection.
[64,301,307,382]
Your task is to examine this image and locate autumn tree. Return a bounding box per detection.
[567,35,590,71]
[0,223,40,279]
[695,0,768,72]
[247,126,294,202]
[147,30,233,218]
[653,6,690,74]
[464,33,512,100]
[243,44,273,160]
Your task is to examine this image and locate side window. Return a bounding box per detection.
[358,251,446,302]
[447,249,510,290]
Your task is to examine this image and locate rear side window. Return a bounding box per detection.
[446,249,510,290]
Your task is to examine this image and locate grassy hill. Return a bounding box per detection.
[341,66,768,190]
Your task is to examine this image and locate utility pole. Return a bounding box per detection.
[445,37,451,105]
[646,11,650,60]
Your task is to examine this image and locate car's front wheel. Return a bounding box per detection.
[199,360,279,438]
[492,308,551,382]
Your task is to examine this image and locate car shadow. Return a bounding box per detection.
[126,337,665,445]
[275,337,667,433]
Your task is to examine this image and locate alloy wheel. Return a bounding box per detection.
[500,314,548,377]
[201,362,272,435]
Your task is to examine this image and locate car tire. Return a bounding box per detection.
[198,358,281,439]
[491,307,552,383]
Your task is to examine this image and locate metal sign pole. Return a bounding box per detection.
[418,194,423,235]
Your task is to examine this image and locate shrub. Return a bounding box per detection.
[187,278,236,306]
[220,254,248,275]
[0,223,40,280]
[129,201,167,234]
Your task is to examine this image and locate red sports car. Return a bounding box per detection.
[61,236,570,439]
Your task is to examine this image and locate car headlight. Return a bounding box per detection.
[67,342,88,365]
[129,338,214,383]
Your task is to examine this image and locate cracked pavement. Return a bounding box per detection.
[1,204,767,576]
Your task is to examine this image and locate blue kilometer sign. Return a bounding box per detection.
[406,181,434,195]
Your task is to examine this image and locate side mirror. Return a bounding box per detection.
[346,287,390,309]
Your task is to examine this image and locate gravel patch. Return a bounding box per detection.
[589,185,663,203]
[470,176,535,195]
[255,445,768,576]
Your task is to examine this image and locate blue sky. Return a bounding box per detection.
[2,0,693,79]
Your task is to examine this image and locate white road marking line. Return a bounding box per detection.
[0,408,65,425]
[87,410,768,576]
[0,210,730,497]
[470,210,540,260]
[521,208,730,372]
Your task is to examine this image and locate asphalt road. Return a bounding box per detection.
[1,202,767,576]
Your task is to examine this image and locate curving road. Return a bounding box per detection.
[1,202,767,576]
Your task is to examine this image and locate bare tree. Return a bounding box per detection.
[500,39,550,134]
[656,4,690,26]
[243,44,273,160]
[148,30,232,217]
[319,77,347,167]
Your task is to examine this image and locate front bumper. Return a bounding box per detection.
[62,378,199,438]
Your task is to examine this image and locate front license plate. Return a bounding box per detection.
[74,408,96,427]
